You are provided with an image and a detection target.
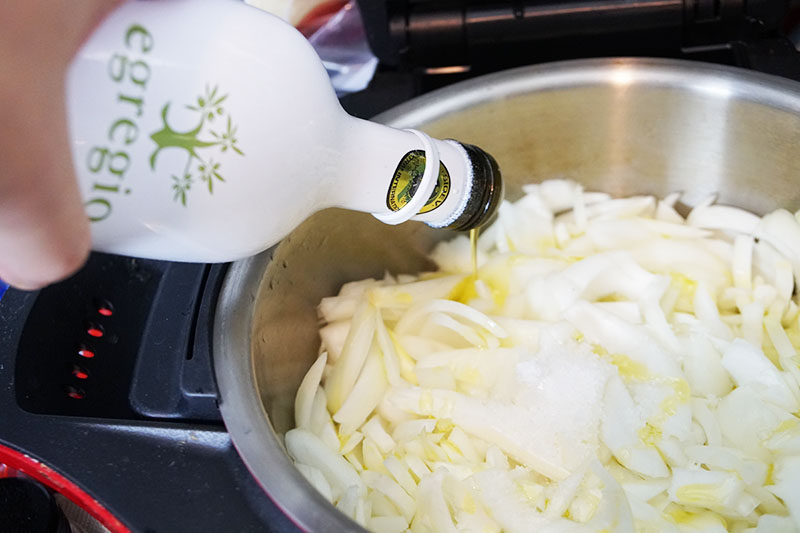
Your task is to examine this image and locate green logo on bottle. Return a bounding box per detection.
[149,85,245,206]
[83,24,247,222]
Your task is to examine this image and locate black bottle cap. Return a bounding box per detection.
[445,142,503,232]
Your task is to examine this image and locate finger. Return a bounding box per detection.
[0,0,123,290]
[0,77,91,290]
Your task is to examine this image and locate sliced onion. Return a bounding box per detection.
[292,179,800,531]
[295,352,327,429]
[286,428,363,501]
[333,344,388,435]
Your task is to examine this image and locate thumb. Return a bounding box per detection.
[0,86,91,290]
[0,0,124,290]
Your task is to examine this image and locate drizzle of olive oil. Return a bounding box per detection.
[469,227,479,279]
[449,228,480,304]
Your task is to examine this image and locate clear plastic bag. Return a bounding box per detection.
[305,2,378,95]
[247,0,377,95]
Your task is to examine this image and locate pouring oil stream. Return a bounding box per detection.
[470,227,479,279]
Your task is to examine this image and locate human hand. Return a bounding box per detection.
[0,0,123,290]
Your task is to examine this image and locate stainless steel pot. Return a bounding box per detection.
[213,58,800,532]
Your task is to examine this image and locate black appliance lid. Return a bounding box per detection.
[357,0,796,76]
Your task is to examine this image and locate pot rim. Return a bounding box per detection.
[374,56,800,130]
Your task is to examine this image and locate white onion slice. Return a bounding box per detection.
[290,179,800,532]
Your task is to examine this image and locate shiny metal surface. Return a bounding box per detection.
[214,58,800,532]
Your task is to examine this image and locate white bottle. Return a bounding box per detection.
[66,0,502,263]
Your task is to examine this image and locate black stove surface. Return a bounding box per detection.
[1,262,297,532]
[2,12,800,532]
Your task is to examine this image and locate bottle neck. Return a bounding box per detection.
[329,117,475,228]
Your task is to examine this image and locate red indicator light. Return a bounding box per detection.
[94,298,114,317]
[78,347,95,359]
[87,325,104,338]
[66,386,85,399]
[72,367,89,380]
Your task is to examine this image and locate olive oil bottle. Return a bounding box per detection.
[67,0,502,262]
